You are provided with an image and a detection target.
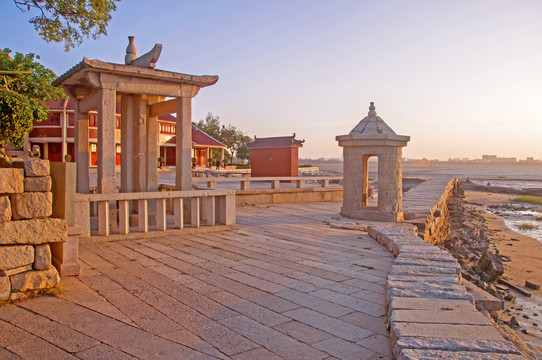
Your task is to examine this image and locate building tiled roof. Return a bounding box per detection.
[192,125,226,148]
[247,134,304,149]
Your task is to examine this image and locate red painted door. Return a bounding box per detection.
[48,143,62,162]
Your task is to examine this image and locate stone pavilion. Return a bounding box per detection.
[336,102,410,222]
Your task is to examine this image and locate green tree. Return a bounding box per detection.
[195,113,253,165]
[0,48,65,157]
[236,142,251,164]
[13,0,120,51]
[195,112,221,140]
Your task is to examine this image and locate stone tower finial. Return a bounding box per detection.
[368,102,376,117]
[125,36,137,65]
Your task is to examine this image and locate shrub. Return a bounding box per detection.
[520,223,539,230]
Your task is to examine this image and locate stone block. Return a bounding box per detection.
[50,226,82,277]
[0,245,34,270]
[10,191,53,220]
[0,168,24,193]
[0,276,10,300]
[24,176,52,192]
[391,322,503,346]
[0,264,32,277]
[23,159,50,177]
[10,267,60,292]
[397,349,525,360]
[394,337,521,358]
[34,244,52,270]
[0,218,67,245]
[0,196,11,222]
[390,308,489,325]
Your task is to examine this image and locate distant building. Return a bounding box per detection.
[19,99,225,167]
[247,134,304,177]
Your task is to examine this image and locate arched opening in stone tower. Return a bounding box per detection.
[362,155,378,207]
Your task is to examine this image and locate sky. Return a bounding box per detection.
[1,0,541,160]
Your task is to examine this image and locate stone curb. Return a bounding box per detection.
[367,224,525,359]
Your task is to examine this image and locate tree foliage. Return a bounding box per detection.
[195,112,253,165]
[0,48,65,149]
[13,0,120,51]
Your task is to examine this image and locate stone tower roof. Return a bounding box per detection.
[350,102,396,135]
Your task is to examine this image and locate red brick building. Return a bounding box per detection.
[247,134,304,177]
[22,99,225,167]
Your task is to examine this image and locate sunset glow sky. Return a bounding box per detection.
[2,0,541,160]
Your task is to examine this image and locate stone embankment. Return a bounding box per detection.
[403,176,459,245]
[0,159,67,302]
[367,223,525,359]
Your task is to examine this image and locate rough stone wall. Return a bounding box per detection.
[423,178,460,245]
[0,159,67,301]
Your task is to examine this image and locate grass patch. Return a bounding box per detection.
[513,196,542,205]
[239,233,250,236]
[535,216,542,221]
[184,243,192,247]
[363,247,372,250]
[211,246,222,249]
[181,271,189,275]
[520,223,539,230]
[130,258,137,262]
[90,267,98,271]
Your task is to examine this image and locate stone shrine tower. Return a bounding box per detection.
[336,102,410,222]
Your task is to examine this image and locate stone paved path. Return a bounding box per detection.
[0,202,393,359]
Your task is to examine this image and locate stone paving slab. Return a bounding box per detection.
[0,202,393,360]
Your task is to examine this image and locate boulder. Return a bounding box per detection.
[10,267,60,292]
[23,159,50,177]
[0,168,24,193]
[10,191,53,220]
[0,218,67,245]
[0,245,34,270]
[0,196,11,222]
[478,253,504,283]
[0,276,10,301]
[24,176,52,192]
[34,244,52,270]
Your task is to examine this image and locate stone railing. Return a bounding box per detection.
[75,189,236,239]
[0,160,68,301]
[191,176,343,190]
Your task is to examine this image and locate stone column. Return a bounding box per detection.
[43,143,49,160]
[341,147,363,214]
[176,86,199,191]
[74,100,89,193]
[120,94,135,193]
[146,97,162,192]
[60,111,67,162]
[97,88,117,194]
[132,95,147,193]
[362,154,370,207]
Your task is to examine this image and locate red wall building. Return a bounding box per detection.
[247,134,304,177]
[19,99,225,167]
